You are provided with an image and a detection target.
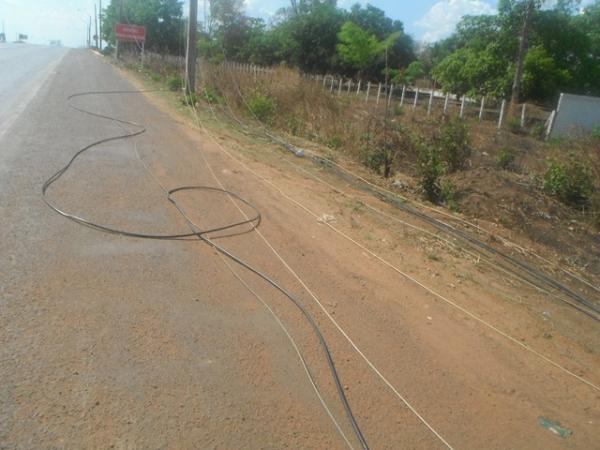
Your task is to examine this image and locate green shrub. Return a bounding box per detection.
[181,91,198,106]
[201,86,223,104]
[590,193,600,229]
[543,157,594,207]
[440,179,459,211]
[496,147,516,170]
[101,45,114,56]
[592,125,600,140]
[167,74,183,92]
[507,116,522,134]
[530,122,546,139]
[394,104,404,116]
[149,72,162,83]
[327,135,342,150]
[363,146,388,174]
[418,143,443,201]
[438,118,470,172]
[247,92,275,124]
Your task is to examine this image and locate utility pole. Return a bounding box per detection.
[185,0,198,95]
[88,15,91,47]
[94,3,98,49]
[509,0,535,116]
[98,0,102,51]
[116,0,123,58]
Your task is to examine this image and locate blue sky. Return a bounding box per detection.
[0,0,594,48]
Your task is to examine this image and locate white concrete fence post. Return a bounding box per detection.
[400,85,406,106]
[387,84,394,107]
[545,109,556,139]
[376,82,382,105]
[460,96,466,118]
[330,76,334,92]
[356,79,362,96]
[521,103,526,128]
[413,88,419,110]
[427,90,434,116]
[498,99,506,129]
[365,81,371,103]
[479,97,485,121]
[443,93,450,115]
[347,79,352,95]
[338,78,342,95]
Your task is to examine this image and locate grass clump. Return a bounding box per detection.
[543,157,594,208]
[438,118,470,173]
[247,91,275,124]
[167,74,183,92]
[418,143,443,201]
[496,147,516,171]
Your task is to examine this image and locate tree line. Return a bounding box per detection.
[101,0,600,104]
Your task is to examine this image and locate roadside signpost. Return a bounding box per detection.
[115,23,146,66]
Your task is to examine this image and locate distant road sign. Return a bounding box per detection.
[115,23,145,43]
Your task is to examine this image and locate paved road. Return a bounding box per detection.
[0,44,67,138]
[1,49,598,449]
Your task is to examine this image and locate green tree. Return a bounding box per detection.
[102,0,184,54]
[336,22,382,74]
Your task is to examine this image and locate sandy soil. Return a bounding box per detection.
[1,50,598,449]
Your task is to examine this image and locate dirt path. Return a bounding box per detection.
[1,50,598,449]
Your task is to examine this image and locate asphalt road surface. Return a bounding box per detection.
[0,44,68,138]
[1,49,599,449]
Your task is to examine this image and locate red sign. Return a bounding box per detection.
[115,23,146,42]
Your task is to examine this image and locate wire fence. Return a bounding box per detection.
[137,51,553,135]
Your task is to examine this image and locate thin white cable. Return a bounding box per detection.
[205,134,599,393]
[277,155,595,316]
[182,95,456,449]
[133,142,355,450]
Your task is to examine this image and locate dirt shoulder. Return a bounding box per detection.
[111,56,600,449]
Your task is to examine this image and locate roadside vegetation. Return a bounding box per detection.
[108,0,600,274]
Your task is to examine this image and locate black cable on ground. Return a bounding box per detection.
[42,90,369,450]
[208,65,600,323]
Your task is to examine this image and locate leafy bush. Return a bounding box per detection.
[327,135,342,150]
[496,147,516,170]
[418,143,443,201]
[440,179,459,211]
[247,92,275,124]
[101,45,114,56]
[201,86,223,104]
[150,72,162,83]
[530,122,546,139]
[507,116,522,134]
[592,125,600,140]
[181,92,198,106]
[167,74,183,91]
[438,118,470,172]
[363,146,388,173]
[543,158,594,207]
[590,193,600,229]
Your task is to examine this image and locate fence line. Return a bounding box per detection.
[140,51,551,131]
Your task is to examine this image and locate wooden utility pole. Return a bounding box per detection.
[185,0,198,95]
[509,0,535,115]
[98,0,102,51]
[94,3,98,49]
[116,0,123,58]
[87,16,91,48]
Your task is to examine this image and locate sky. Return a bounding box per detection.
[0,0,594,48]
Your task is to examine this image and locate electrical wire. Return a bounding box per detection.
[41,90,369,450]
[183,63,600,394]
[207,64,600,322]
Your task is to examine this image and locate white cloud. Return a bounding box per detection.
[415,0,496,43]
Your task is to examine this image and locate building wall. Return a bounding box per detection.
[550,93,600,138]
